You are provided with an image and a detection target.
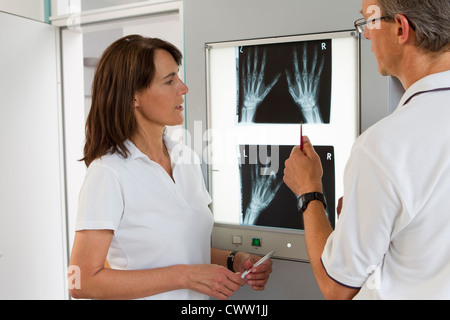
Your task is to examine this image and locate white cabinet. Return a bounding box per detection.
[0,11,67,300]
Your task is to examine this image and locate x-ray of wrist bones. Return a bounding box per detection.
[242,162,283,225]
[286,46,325,124]
[239,145,335,229]
[240,48,281,123]
[239,43,327,124]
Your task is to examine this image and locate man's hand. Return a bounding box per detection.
[283,136,323,196]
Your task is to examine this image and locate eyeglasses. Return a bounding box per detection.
[354,15,416,34]
[354,16,392,33]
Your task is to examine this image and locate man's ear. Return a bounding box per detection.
[395,14,413,45]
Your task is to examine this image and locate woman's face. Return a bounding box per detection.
[134,49,188,128]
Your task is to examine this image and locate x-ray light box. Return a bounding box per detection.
[206,31,360,261]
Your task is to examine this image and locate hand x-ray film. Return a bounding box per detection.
[237,40,332,125]
[207,31,359,237]
[239,145,335,229]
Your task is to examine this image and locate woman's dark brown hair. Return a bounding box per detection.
[82,35,182,167]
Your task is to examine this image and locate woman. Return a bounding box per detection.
[69,35,272,300]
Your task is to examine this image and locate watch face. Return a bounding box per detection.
[297,192,327,214]
[297,195,306,212]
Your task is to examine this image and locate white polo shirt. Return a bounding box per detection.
[76,135,214,300]
[321,71,450,299]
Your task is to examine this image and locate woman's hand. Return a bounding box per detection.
[183,264,245,300]
[234,252,273,291]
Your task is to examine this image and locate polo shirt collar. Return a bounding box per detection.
[123,133,184,164]
[123,140,145,162]
[398,70,450,108]
[164,133,184,166]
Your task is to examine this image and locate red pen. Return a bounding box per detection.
[300,122,304,151]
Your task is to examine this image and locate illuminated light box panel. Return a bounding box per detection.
[205,31,360,261]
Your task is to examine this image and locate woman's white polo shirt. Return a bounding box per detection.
[76,136,214,300]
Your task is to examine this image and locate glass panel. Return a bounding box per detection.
[52,0,176,17]
[81,0,151,11]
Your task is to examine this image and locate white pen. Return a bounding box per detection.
[241,250,276,279]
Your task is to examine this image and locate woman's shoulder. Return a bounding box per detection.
[88,151,128,175]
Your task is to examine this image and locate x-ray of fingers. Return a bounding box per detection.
[239,145,335,230]
[237,39,332,124]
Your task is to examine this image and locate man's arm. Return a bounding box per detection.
[283,137,359,300]
[302,201,359,300]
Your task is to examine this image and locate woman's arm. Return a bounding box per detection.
[69,230,183,299]
[69,230,244,300]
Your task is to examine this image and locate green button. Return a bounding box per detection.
[252,238,262,247]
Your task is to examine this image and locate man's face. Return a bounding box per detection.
[361,0,398,77]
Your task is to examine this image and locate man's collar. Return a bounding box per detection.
[399,70,450,107]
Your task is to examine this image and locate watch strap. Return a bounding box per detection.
[227,251,238,272]
[298,192,327,214]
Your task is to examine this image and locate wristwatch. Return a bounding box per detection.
[227,251,238,272]
[297,192,327,214]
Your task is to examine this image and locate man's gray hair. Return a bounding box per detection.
[377,0,450,53]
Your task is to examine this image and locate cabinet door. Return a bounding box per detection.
[0,12,67,299]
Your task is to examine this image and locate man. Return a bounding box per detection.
[283,0,450,299]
